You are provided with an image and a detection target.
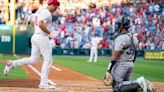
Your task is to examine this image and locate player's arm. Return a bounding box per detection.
[133,35,139,62]
[39,21,51,34]
[108,37,124,72]
[112,51,121,60]
[107,51,121,72]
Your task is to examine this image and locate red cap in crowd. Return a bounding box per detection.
[47,0,60,7]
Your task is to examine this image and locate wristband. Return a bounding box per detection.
[108,60,117,72]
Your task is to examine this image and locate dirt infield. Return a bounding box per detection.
[0,61,164,92]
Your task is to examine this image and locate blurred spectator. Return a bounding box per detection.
[82,40,91,49]
[1,0,163,50]
[0,10,3,24]
[16,2,24,19]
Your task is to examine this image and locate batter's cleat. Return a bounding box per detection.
[136,76,147,92]
[39,84,56,89]
[47,80,56,86]
[4,60,14,76]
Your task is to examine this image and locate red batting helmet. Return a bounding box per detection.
[47,0,60,7]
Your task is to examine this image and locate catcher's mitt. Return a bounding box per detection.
[103,72,113,86]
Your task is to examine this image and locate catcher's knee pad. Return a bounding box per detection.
[113,81,141,92]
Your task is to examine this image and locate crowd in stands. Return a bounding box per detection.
[0,0,7,24]
[0,0,164,50]
[50,2,164,50]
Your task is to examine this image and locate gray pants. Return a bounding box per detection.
[113,81,141,92]
[111,61,134,85]
[111,62,142,92]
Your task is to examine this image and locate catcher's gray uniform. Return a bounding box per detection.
[111,32,138,84]
[104,16,156,92]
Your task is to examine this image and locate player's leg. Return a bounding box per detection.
[113,81,141,92]
[94,48,97,62]
[88,48,94,62]
[111,62,132,84]
[111,62,134,91]
[39,38,54,88]
[4,37,40,75]
[12,41,40,66]
[113,77,156,92]
[123,64,133,81]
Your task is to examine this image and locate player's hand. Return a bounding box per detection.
[49,32,55,39]
[49,31,59,39]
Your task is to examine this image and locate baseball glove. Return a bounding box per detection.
[103,72,113,86]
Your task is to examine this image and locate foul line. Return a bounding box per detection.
[51,65,61,71]
[28,65,56,86]
[28,65,41,76]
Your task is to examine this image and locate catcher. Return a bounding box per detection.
[104,16,156,92]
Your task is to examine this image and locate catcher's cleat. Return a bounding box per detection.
[4,60,14,76]
[145,80,157,92]
[136,76,147,92]
[103,72,113,86]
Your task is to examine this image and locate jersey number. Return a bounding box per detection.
[127,48,135,55]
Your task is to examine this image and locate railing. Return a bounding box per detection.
[52,48,144,57]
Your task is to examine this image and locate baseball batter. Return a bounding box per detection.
[4,0,60,89]
[104,16,146,92]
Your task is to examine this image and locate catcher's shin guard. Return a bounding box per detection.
[113,81,141,92]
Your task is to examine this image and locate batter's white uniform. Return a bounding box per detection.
[11,8,53,86]
[88,36,102,62]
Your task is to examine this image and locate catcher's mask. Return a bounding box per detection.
[112,16,130,40]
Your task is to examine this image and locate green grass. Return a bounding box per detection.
[0,55,29,79]
[53,56,164,82]
[132,60,164,81]
[54,56,109,80]
[0,64,29,79]
[0,55,164,82]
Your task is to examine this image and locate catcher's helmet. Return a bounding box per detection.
[115,16,130,32]
[47,0,60,7]
[113,16,130,40]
